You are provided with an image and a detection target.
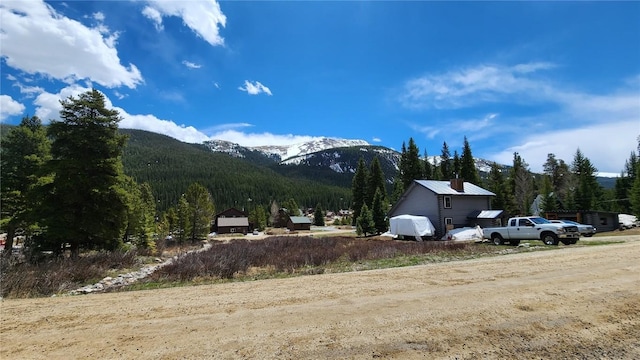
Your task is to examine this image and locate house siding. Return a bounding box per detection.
[215,208,249,234]
[439,196,492,229]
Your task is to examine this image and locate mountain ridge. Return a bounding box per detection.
[203,137,369,163]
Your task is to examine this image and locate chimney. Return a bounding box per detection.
[450,178,464,192]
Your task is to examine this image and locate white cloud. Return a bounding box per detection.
[182,60,202,69]
[142,6,163,30]
[372,137,382,143]
[204,123,253,134]
[113,91,127,100]
[34,84,91,121]
[399,62,553,110]
[10,80,44,98]
[400,63,640,174]
[238,80,272,96]
[0,95,25,121]
[119,113,210,144]
[92,12,105,22]
[0,1,143,88]
[210,130,320,147]
[33,84,211,143]
[488,120,639,174]
[30,85,340,150]
[142,0,226,46]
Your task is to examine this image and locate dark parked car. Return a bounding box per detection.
[551,220,596,237]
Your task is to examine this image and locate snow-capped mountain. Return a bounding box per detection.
[204,137,369,162]
[202,139,245,158]
[252,137,369,162]
[282,146,401,174]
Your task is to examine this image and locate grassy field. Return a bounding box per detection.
[2,227,636,299]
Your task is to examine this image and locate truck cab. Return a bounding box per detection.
[483,216,580,246]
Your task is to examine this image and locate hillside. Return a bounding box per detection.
[1,124,621,215]
[120,129,351,212]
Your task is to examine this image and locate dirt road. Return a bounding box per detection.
[2,236,639,359]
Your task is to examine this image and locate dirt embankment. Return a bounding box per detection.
[2,235,639,359]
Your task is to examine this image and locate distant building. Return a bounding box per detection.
[287,216,312,231]
[544,210,619,233]
[215,208,249,235]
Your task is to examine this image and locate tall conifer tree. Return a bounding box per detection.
[460,136,480,184]
[571,149,601,210]
[366,157,387,206]
[185,183,215,242]
[400,138,423,189]
[0,116,51,254]
[351,157,368,224]
[439,141,452,180]
[42,90,128,256]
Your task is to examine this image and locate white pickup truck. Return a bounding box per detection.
[483,216,580,246]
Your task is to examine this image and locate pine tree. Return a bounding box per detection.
[164,207,178,237]
[366,157,387,206]
[356,204,375,237]
[282,198,301,216]
[313,204,325,226]
[371,189,388,234]
[439,141,452,180]
[614,150,639,213]
[121,176,156,251]
[486,163,509,211]
[390,176,404,204]
[0,115,51,254]
[571,149,601,210]
[351,157,368,224]
[423,150,433,180]
[135,182,157,251]
[185,183,215,242]
[432,157,443,181]
[250,206,268,231]
[460,136,480,185]
[42,90,128,256]
[630,162,640,217]
[539,175,558,214]
[175,195,190,244]
[452,150,461,178]
[400,138,423,189]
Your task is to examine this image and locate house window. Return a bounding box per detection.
[230,228,236,233]
[445,217,453,225]
[443,196,452,209]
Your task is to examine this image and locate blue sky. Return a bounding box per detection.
[1,1,639,176]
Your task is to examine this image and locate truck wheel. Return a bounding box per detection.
[491,234,504,245]
[542,233,559,246]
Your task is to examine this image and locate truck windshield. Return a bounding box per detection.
[530,217,551,224]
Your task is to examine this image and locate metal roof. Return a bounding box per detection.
[289,216,312,224]
[217,217,249,227]
[414,180,495,196]
[468,210,504,219]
